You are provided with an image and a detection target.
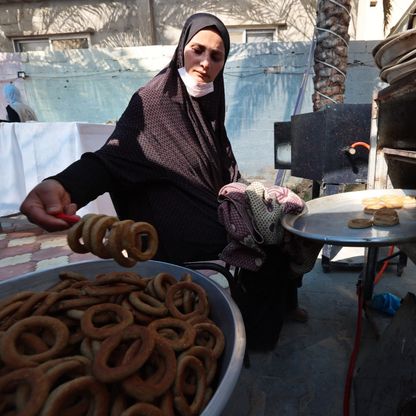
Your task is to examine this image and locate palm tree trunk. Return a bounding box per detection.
[312,0,351,111]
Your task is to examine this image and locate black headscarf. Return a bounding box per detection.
[95,12,239,194]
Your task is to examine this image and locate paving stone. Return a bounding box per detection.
[40,237,68,249]
[8,236,37,247]
[69,252,99,263]
[1,242,41,258]
[0,253,32,268]
[0,262,36,280]
[36,232,67,243]
[31,246,72,261]
[36,256,69,271]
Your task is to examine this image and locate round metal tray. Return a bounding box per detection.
[0,259,246,416]
[282,189,416,247]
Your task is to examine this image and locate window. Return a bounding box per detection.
[13,33,91,52]
[51,37,89,51]
[228,27,284,44]
[15,39,50,52]
[246,29,275,43]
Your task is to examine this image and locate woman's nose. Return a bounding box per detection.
[200,55,210,69]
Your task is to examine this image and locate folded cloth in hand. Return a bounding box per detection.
[218,181,308,271]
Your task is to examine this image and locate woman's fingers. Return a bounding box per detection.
[20,180,76,231]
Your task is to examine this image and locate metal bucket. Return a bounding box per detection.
[0,259,246,415]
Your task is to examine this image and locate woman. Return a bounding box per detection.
[2,83,38,122]
[21,13,236,263]
[20,13,309,350]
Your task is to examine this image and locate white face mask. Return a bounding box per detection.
[178,67,214,97]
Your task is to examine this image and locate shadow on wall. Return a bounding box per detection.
[15,46,175,124]
[155,1,317,42]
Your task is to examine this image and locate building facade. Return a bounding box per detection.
[0,0,316,53]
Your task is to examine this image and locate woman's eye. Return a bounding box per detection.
[193,46,203,54]
[211,54,223,63]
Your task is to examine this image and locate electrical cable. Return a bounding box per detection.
[315,58,346,78]
[316,26,349,47]
[343,278,364,416]
[329,0,351,17]
[350,141,370,151]
[343,245,395,415]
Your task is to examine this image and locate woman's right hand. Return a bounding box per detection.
[19,179,79,232]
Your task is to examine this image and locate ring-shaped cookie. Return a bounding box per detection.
[1,316,70,368]
[122,337,176,402]
[95,271,147,288]
[0,367,49,416]
[80,214,107,252]
[120,403,163,416]
[148,317,196,352]
[347,218,373,229]
[107,220,137,267]
[178,345,217,389]
[166,281,209,320]
[129,291,168,317]
[153,273,177,301]
[40,375,109,416]
[66,214,97,253]
[92,324,155,383]
[173,355,207,416]
[80,303,134,340]
[89,215,118,259]
[193,322,225,359]
[124,222,158,261]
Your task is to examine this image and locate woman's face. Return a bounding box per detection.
[184,28,225,83]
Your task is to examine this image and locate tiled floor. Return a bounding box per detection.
[0,214,97,280]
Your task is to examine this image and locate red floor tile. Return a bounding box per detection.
[0,262,36,280]
[0,242,41,258]
[31,246,72,261]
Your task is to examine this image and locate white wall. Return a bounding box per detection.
[355,0,415,40]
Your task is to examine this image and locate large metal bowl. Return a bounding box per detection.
[0,259,246,416]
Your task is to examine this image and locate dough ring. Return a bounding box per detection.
[348,218,373,229]
[373,216,399,226]
[373,208,399,226]
[363,203,386,215]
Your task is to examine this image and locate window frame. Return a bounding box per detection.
[12,32,92,52]
[245,28,276,43]
[228,25,287,44]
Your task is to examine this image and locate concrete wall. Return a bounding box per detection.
[0,40,381,183]
[0,0,154,50]
[0,0,319,52]
[1,1,414,51]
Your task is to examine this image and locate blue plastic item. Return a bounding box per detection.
[371,292,402,316]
